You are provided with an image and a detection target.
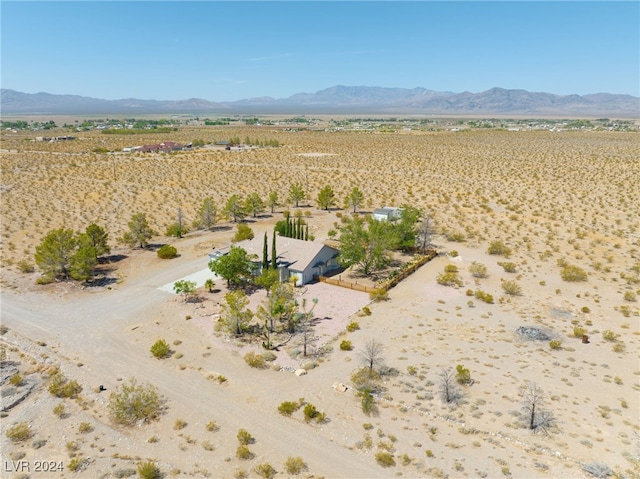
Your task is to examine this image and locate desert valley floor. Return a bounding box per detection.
[0,121,639,478]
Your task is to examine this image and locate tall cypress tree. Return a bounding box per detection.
[305,224,309,241]
[271,229,277,269]
[262,232,268,270]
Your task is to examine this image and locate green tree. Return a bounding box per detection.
[255,268,280,295]
[338,216,393,276]
[345,186,365,213]
[244,192,265,217]
[84,223,110,258]
[316,185,336,210]
[173,279,197,301]
[195,197,217,230]
[271,229,278,269]
[267,191,279,213]
[262,232,269,269]
[257,281,297,333]
[121,213,155,248]
[223,194,246,223]
[288,182,306,208]
[208,246,255,287]
[392,204,421,251]
[35,228,97,282]
[232,223,254,242]
[221,290,254,335]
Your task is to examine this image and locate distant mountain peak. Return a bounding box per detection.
[1,86,638,117]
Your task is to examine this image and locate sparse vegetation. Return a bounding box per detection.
[108,378,166,426]
[150,339,171,358]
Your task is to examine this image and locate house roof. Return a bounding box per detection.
[233,234,338,272]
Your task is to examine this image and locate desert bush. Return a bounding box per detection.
[351,367,382,392]
[53,402,67,418]
[469,262,488,278]
[303,403,326,423]
[446,231,466,242]
[205,420,219,432]
[254,463,276,479]
[612,342,626,353]
[78,422,93,433]
[573,326,587,338]
[108,378,166,426]
[17,259,35,273]
[48,373,82,398]
[474,290,494,303]
[602,330,618,342]
[581,306,590,313]
[237,429,254,445]
[5,422,32,442]
[487,240,511,257]
[549,339,562,350]
[284,456,306,475]
[165,223,189,238]
[9,372,24,386]
[498,261,517,273]
[150,339,170,358]
[361,306,371,316]
[137,461,161,479]
[236,445,253,460]
[444,264,458,273]
[68,458,85,472]
[375,451,396,467]
[346,321,360,332]
[455,364,471,385]
[437,271,463,287]
[359,388,377,416]
[174,418,187,430]
[232,223,254,242]
[501,280,522,296]
[340,340,353,351]
[369,288,389,302]
[156,244,177,259]
[623,291,637,302]
[278,401,302,416]
[561,264,588,282]
[244,351,267,369]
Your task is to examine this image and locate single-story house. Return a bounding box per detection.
[208,234,340,286]
[372,206,403,222]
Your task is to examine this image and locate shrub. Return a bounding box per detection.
[498,261,517,273]
[205,420,219,432]
[284,456,306,475]
[254,463,276,479]
[53,402,66,418]
[560,265,588,282]
[581,306,590,313]
[469,262,488,278]
[303,403,326,423]
[48,373,82,398]
[78,422,93,433]
[360,388,376,416]
[278,401,301,416]
[549,339,562,350]
[17,259,35,273]
[9,373,24,387]
[623,291,637,302]
[340,340,353,351]
[237,429,254,445]
[232,223,254,243]
[602,330,618,342]
[361,306,371,316]
[5,422,32,442]
[156,244,178,259]
[455,365,471,384]
[165,223,189,238]
[375,451,396,467]
[437,271,463,287]
[150,339,171,359]
[446,231,466,242]
[369,288,389,302]
[346,321,360,332]
[108,378,166,426]
[137,461,161,479]
[236,445,253,460]
[573,326,587,338]
[474,290,494,303]
[68,458,85,472]
[244,351,266,369]
[612,342,625,353]
[174,418,187,430]
[501,280,522,296]
[444,264,458,273]
[487,240,511,257]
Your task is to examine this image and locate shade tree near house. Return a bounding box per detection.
[208,245,255,287]
[337,215,394,276]
[220,290,254,336]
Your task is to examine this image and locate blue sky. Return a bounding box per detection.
[2,1,638,100]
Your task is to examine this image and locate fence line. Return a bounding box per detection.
[317,276,375,293]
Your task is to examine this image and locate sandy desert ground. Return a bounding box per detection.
[1,122,639,478]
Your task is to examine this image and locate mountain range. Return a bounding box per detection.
[1,86,638,117]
